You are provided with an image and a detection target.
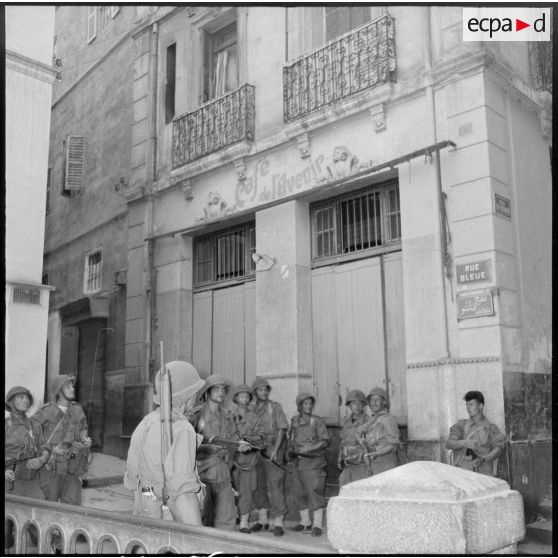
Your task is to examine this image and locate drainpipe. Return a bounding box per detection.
[144,21,159,382]
[425,7,451,359]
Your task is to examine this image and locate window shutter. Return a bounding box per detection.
[65,136,86,191]
[326,6,372,41]
[87,6,97,43]
[46,167,52,214]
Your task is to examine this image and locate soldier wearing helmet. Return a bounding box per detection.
[287,392,330,537]
[249,376,289,536]
[5,386,50,499]
[193,375,251,530]
[231,384,264,533]
[124,361,205,524]
[357,387,401,475]
[338,389,370,486]
[31,375,91,504]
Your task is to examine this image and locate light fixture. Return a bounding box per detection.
[251,252,277,271]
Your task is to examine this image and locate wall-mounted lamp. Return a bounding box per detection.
[251,252,277,272]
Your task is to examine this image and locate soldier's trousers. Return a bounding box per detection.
[339,463,370,487]
[233,466,258,516]
[291,467,326,511]
[41,470,82,505]
[5,479,44,499]
[253,458,287,518]
[202,479,236,530]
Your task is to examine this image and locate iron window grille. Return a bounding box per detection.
[13,285,41,305]
[84,250,103,293]
[311,180,401,262]
[193,222,256,288]
[283,13,396,122]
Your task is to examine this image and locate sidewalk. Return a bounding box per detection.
[80,452,337,552]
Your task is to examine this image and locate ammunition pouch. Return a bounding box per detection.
[14,459,39,481]
[65,444,91,476]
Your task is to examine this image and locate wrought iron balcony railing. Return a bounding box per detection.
[172,84,255,169]
[283,14,396,122]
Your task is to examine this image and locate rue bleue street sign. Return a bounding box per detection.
[456,260,491,284]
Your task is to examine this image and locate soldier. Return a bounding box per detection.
[194,375,251,530]
[231,384,265,533]
[288,392,330,537]
[124,361,205,524]
[32,375,91,505]
[5,386,50,498]
[337,389,370,486]
[446,390,506,476]
[250,376,289,536]
[358,387,401,475]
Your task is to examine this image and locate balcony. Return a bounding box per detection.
[283,14,396,123]
[172,84,255,169]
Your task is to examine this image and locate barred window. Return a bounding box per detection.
[194,222,256,287]
[311,180,401,261]
[13,285,41,305]
[84,249,103,293]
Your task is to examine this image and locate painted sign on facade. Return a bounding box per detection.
[494,193,511,219]
[456,260,492,284]
[457,292,495,320]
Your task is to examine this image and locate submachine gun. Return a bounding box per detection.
[207,437,287,471]
[5,453,39,491]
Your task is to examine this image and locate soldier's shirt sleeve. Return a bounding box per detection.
[123,421,142,491]
[316,416,330,444]
[448,420,465,441]
[164,422,201,498]
[381,414,401,446]
[489,423,506,450]
[274,402,288,430]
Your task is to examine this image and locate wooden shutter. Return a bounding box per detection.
[325,6,371,42]
[87,6,97,43]
[46,167,52,214]
[64,136,86,191]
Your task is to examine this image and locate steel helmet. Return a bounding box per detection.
[345,389,367,406]
[296,392,315,409]
[6,386,34,406]
[251,376,271,393]
[199,374,231,399]
[50,375,76,400]
[153,361,204,406]
[232,384,252,403]
[367,387,389,406]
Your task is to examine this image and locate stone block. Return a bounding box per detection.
[327,461,525,554]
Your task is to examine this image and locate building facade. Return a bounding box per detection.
[44,5,552,513]
[6,5,57,413]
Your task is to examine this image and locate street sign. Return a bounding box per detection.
[456,260,491,284]
[494,193,511,219]
[457,291,495,320]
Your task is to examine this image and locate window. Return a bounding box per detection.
[87,6,97,43]
[100,6,120,32]
[62,135,86,196]
[46,167,52,214]
[84,250,103,293]
[165,44,176,124]
[203,22,238,101]
[325,6,387,42]
[311,180,401,261]
[194,222,255,287]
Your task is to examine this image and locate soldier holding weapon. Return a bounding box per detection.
[124,345,205,524]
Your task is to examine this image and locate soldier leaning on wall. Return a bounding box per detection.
[446,390,506,477]
[32,375,92,505]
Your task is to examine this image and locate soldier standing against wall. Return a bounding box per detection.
[250,376,289,536]
[5,386,50,498]
[124,361,205,524]
[337,389,370,486]
[288,392,330,537]
[446,390,506,476]
[194,375,251,530]
[32,375,91,505]
[231,384,265,533]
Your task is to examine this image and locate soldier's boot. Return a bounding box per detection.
[239,514,251,534]
[250,508,269,532]
[311,508,324,537]
[293,508,311,531]
[273,514,285,537]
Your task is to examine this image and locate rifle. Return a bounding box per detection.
[207,437,288,471]
[287,449,323,460]
[159,341,173,519]
[5,453,39,491]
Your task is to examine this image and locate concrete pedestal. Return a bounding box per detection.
[327,461,525,554]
